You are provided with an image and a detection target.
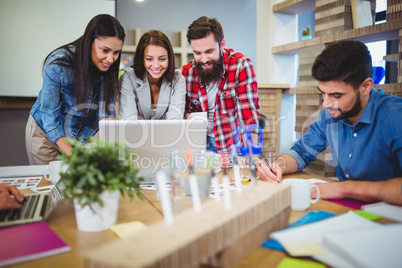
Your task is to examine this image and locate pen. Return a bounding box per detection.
[260,152,273,172]
[260,152,280,183]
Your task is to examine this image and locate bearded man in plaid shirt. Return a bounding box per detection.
[182,16,260,153]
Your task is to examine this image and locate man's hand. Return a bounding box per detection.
[311,182,344,200]
[0,184,25,211]
[256,159,282,183]
[311,178,402,206]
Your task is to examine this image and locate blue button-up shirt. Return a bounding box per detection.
[30,46,115,144]
[285,88,402,181]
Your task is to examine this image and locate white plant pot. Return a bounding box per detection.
[74,190,120,232]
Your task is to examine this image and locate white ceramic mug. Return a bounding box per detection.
[282,178,320,211]
[44,160,67,184]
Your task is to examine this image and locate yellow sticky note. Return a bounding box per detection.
[110,221,147,239]
[277,257,326,268]
[281,241,326,256]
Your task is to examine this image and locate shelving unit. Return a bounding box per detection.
[272,20,402,55]
[384,53,398,62]
[271,0,402,177]
[272,0,402,95]
[258,84,290,159]
[273,0,315,14]
[272,0,402,90]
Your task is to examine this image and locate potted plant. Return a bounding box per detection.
[59,137,144,232]
[301,25,312,40]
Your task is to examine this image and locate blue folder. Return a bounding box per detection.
[262,210,336,251]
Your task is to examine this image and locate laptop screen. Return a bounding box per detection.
[99,119,207,182]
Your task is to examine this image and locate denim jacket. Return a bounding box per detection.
[30,46,116,144]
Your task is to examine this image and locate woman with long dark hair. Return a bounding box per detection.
[119,30,185,120]
[26,14,125,164]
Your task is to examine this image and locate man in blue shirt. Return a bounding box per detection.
[257,40,402,205]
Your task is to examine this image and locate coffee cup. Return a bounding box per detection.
[282,178,320,211]
[44,160,68,184]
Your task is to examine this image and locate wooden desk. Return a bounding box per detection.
[12,188,163,268]
[8,173,390,267]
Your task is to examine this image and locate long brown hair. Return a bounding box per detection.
[43,14,125,113]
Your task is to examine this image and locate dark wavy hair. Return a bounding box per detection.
[312,40,372,90]
[132,30,175,84]
[43,14,125,113]
[186,16,224,44]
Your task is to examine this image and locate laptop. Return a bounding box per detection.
[0,180,65,228]
[99,119,207,182]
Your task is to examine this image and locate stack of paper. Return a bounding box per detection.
[322,224,402,268]
[269,211,402,268]
[362,202,402,222]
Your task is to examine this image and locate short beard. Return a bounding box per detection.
[328,90,362,120]
[195,55,223,85]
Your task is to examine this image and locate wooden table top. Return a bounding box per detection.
[8,172,391,267]
[12,188,163,268]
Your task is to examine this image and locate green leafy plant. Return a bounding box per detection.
[302,25,311,36]
[58,137,145,209]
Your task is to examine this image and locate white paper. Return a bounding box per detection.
[0,165,48,178]
[323,224,402,268]
[0,176,42,189]
[270,211,381,268]
[362,202,402,222]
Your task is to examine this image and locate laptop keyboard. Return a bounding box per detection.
[0,194,46,222]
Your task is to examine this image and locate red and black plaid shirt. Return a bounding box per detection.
[181,48,260,152]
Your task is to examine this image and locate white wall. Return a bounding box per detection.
[257,0,298,153]
[116,0,257,69]
[0,0,115,97]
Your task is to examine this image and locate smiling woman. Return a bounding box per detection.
[118,30,186,121]
[91,37,123,72]
[25,14,125,165]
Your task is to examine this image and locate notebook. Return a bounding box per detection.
[362,202,402,222]
[322,224,402,268]
[0,221,71,266]
[0,180,65,228]
[269,211,382,268]
[99,119,207,182]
